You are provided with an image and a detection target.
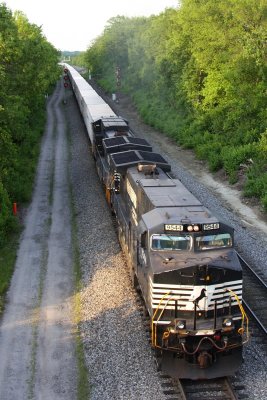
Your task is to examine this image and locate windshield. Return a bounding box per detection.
[151,234,191,251]
[195,233,232,251]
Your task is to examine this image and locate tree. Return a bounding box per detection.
[83,1,267,206]
[0,3,60,245]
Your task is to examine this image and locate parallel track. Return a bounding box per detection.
[238,253,267,335]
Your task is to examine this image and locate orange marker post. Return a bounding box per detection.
[12,202,17,216]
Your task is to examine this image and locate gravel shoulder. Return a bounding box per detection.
[0,81,77,399]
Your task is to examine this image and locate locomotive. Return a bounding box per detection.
[64,64,249,379]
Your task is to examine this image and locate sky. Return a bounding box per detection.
[3,0,178,51]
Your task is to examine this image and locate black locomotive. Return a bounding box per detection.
[65,65,249,380]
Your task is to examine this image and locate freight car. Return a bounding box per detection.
[64,65,249,380]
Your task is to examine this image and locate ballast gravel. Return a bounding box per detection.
[66,81,267,399]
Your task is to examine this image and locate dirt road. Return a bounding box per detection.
[0,81,77,399]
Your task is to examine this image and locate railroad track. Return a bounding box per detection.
[156,374,240,399]
[178,377,238,400]
[238,253,267,336]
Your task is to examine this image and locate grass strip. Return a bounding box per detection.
[0,233,20,314]
[64,97,91,399]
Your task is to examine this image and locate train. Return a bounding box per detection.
[63,64,249,380]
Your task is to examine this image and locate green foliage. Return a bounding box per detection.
[244,171,267,197]
[84,1,267,211]
[0,3,60,248]
[262,194,267,213]
[0,181,17,247]
[243,130,267,210]
[244,168,267,212]
[196,139,223,172]
[0,235,19,313]
[222,143,259,183]
[70,52,87,68]
[61,51,82,60]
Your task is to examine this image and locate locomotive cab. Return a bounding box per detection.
[136,213,248,379]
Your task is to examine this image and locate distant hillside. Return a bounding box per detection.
[60,51,81,61]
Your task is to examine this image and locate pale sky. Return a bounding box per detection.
[3,0,178,51]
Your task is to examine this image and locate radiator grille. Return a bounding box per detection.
[149,277,242,312]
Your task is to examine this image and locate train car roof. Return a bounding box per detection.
[127,167,201,206]
[141,207,218,232]
[82,93,106,105]
[109,150,171,173]
[100,116,128,129]
[89,105,117,121]
[64,64,81,77]
[75,79,93,92]
[139,177,201,208]
[103,136,152,154]
[64,63,116,119]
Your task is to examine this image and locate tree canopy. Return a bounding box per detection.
[83,0,267,211]
[0,3,60,246]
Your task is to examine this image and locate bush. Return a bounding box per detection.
[262,193,267,213]
[244,169,267,206]
[222,143,258,184]
[196,141,223,171]
[0,182,17,247]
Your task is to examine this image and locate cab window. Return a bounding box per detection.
[195,233,232,251]
[151,234,191,251]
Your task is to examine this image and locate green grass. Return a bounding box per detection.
[70,204,91,399]
[27,239,49,400]
[65,100,91,399]
[0,232,20,314]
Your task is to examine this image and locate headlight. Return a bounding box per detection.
[186,224,200,232]
[176,320,186,330]
[223,318,233,327]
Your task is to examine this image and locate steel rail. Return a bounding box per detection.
[243,299,267,336]
[238,253,267,288]
[237,252,267,336]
